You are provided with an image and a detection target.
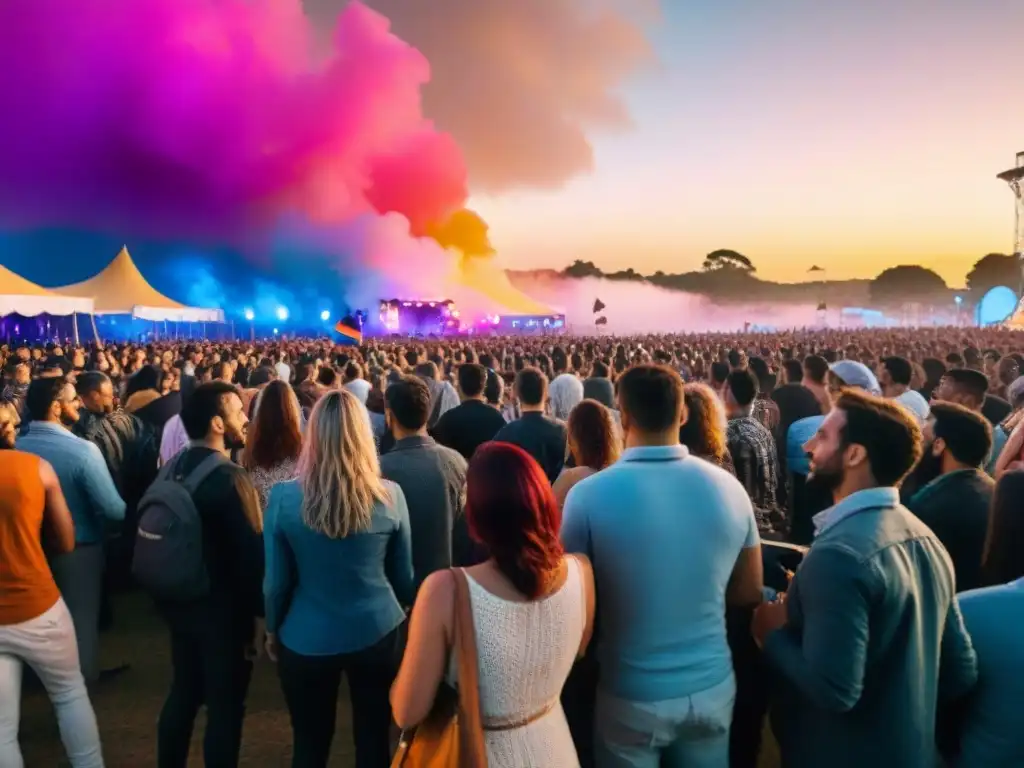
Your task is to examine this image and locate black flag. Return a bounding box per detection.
[593,298,606,313]
[595,316,608,326]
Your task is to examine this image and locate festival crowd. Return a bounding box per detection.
[1,326,1023,768]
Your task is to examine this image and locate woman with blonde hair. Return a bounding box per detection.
[263,388,413,768]
[679,382,735,474]
[552,399,621,508]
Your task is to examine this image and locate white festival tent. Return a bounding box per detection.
[51,246,224,323]
[0,264,95,317]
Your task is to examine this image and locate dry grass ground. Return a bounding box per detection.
[19,592,779,767]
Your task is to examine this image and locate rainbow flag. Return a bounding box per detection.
[334,316,362,344]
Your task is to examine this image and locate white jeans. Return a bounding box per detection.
[595,674,737,768]
[0,599,104,768]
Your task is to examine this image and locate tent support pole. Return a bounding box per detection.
[72,313,79,345]
[89,313,100,344]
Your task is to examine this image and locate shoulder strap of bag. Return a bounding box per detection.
[180,453,229,496]
[451,568,488,767]
[154,455,179,483]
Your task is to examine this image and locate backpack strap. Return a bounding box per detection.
[179,453,229,496]
[156,453,186,483]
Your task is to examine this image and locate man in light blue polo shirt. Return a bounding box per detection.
[562,364,763,768]
[18,376,125,683]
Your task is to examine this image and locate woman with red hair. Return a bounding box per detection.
[391,442,596,766]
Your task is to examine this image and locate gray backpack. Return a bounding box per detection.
[132,452,225,601]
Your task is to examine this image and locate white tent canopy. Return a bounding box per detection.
[0,264,94,317]
[51,247,223,323]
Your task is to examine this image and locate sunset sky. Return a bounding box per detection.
[468,1,1024,286]
[3,0,1021,299]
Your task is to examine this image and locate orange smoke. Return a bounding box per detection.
[421,207,555,315]
[425,208,494,257]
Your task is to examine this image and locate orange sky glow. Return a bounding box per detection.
[455,2,1024,288]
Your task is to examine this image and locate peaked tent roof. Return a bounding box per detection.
[0,264,94,316]
[51,247,223,322]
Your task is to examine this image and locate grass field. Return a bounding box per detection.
[20,592,355,767]
[19,592,779,767]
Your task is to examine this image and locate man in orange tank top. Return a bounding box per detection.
[0,396,105,766]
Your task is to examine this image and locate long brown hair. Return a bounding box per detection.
[568,399,620,470]
[679,382,729,464]
[243,380,302,471]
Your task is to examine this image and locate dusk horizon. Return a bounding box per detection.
[458,1,1024,288]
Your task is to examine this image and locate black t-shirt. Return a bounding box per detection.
[907,470,993,593]
[431,400,508,461]
[168,448,265,627]
[982,394,1012,426]
[493,412,567,483]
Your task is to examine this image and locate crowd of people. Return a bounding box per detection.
[0,325,1022,768]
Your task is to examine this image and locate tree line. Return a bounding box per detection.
[556,251,1021,308]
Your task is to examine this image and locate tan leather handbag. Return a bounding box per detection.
[391,568,487,768]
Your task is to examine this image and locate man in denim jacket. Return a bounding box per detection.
[753,390,978,767]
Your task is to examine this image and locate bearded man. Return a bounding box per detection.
[154,381,264,768]
[751,390,977,768]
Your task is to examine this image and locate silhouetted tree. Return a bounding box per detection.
[702,249,756,274]
[966,253,1020,296]
[870,265,947,306]
[606,268,645,282]
[648,270,675,289]
[562,260,605,279]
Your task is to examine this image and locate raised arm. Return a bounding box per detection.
[993,420,1024,477]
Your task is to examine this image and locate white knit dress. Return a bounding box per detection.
[447,559,585,767]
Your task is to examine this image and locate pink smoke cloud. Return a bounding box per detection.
[0,0,467,251]
[509,273,824,333]
[355,0,654,192]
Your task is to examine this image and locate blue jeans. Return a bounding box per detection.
[595,674,736,768]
